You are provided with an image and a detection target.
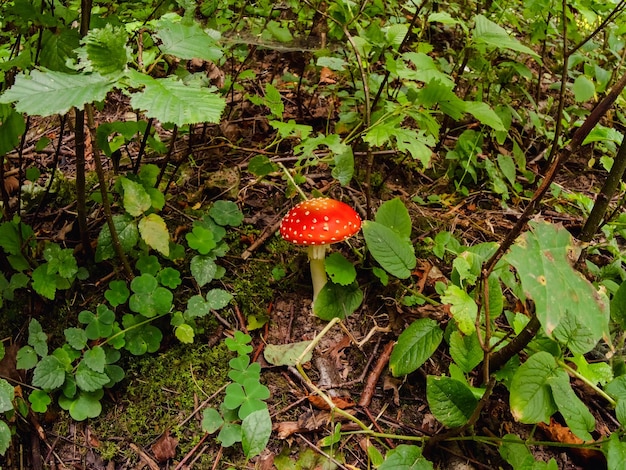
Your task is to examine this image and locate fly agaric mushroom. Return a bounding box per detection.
[280,198,362,302]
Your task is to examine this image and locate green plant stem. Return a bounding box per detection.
[401,286,441,306]
[559,360,616,407]
[278,162,308,201]
[101,312,168,347]
[85,104,133,278]
[74,108,92,258]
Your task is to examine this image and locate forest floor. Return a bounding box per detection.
[0,46,618,470]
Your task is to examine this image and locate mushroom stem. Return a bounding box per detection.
[308,245,328,302]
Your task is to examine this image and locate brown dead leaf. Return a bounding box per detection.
[308,394,355,410]
[151,429,178,462]
[383,375,401,406]
[538,419,604,465]
[319,67,336,84]
[4,176,19,195]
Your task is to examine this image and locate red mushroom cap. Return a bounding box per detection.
[280,198,362,246]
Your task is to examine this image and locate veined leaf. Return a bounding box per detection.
[0,69,116,116]
[427,376,478,427]
[473,14,539,60]
[389,318,443,376]
[509,351,558,424]
[128,70,225,125]
[362,220,416,279]
[156,17,222,62]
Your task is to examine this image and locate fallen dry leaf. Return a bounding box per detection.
[538,419,604,466]
[308,394,355,410]
[151,429,178,462]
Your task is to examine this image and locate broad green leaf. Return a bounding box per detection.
[379,445,433,470]
[95,214,139,262]
[390,318,443,376]
[0,69,116,116]
[314,281,363,320]
[547,370,595,441]
[427,376,478,427]
[75,361,110,392]
[83,346,106,373]
[190,255,217,287]
[39,28,80,73]
[570,355,613,387]
[264,341,313,366]
[32,355,67,390]
[500,434,557,470]
[332,147,355,185]
[449,330,483,373]
[248,155,278,176]
[402,52,455,88]
[418,80,465,120]
[31,264,57,299]
[375,198,412,239]
[510,351,558,424]
[265,20,293,43]
[473,14,539,59]
[78,24,131,75]
[0,104,26,155]
[202,408,224,434]
[605,433,626,470]
[122,315,163,355]
[29,389,51,413]
[0,421,11,456]
[186,226,216,254]
[505,221,609,353]
[573,75,595,102]
[362,220,416,279]
[121,178,151,217]
[209,200,244,226]
[28,319,48,357]
[128,70,225,125]
[0,379,14,413]
[16,346,38,370]
[463,101,506,131]
[441,285,477,335]
[155,17,222,62]
[394,128,434,167]
[325,252,357,286]
[138,214,170,256]
[58,390,103,421]
[205,288,233,310]
[175,323,195,344]
[64,328,88,350]
[129,274,173,317]
[218,422,242,447]
[242,408,272,458]
[611,280,626,329]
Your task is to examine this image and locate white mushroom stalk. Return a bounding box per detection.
[280,198,362,302]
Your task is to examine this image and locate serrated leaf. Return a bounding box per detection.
[0,421,11,456]
[389,318,443,376]
[32,355,67,390]
[427,376,478,427]
[362,220,416,279]
[505,221,609,353]
[209,200,244,226]
[0,379,14,413]
[78,24,131,75]
[242,408,272,458]
[264,341,313,366]
[509,351,558,424]
[64,328,88,350]
[463,101,506,131]
[31,264,57,299]
[156,17,222,62]
[83,346,106,373]
[332,146,355,185]
[0,69,116,116]
[75,361,110,392]
[128,70,225,125]
[190,255,217,287]
[121,177,151,216]
[205,288,233,310]
[138,214,170,256]
[96,214,139,262]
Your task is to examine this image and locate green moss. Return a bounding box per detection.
[91,342,233,459]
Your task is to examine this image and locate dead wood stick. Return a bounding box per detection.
[129,443,159,470]
[358,340,395,407]
[241,218,282,260]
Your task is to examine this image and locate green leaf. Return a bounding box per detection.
[573,75,595,102]
[0,104,26,155]
[509,351,558,424]
[205,288,233,310]
[314,281,363,320]
[96,214,139,262]
[105,280,130,307]
[83,346,106,373]
[202,408,224,434]
[122,314,163,355]
[218,421,242,447]
[186,226,216,254]
[375,198,412,239]
[548,371,595,441]
[138,213,170,256]
[0,379,14,413]
[209,200,244,227]
[64,328,88,350]
[362,220,416,279]
[473,14,539,59]
[28,319,48,357]
[28,389,51,413]
[58,389,104,421]
[31,264,57,299]
[156,17,222,62]
[500,434,557,470]
[242,408,272,459]
[605,433,626,470]
[332,147,355,185]
[325,253,357,286]
[128,70,225,126]
[75,361,110,392]
[378,445,434,470]
[185,294,210,319]
[175,323,195,343]
[505,221,609,353]
[248,155,278,176]
[427,376,478,427]
[16,346,38,370]
[0,421,11,456]
[463,101,506,131]
[264,341,313,366]
[389,318,443,377]
[121,177,151,217]
[441,285,478,335]
[449,330,483,373]
[0,69,116,116]
[265,20,293,43]
[32,355,67,390]
[129,274,173,317]
[190,255,217,287]
[78,24,131,76]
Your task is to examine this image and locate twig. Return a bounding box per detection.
[241,217,282,260]
[358,341,395,408]
[174,433,211,470]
